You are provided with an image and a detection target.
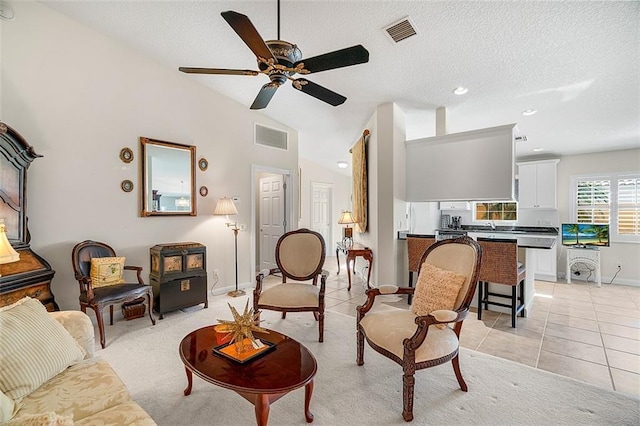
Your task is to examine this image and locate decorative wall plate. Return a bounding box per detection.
[121,180,134,192]
[198,158,208,171]
[120,147,134,163]
[199,186,208,197]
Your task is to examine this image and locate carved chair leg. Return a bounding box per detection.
[402,371,415,422]
[318,312,324,343]
[80,305,86,314]
[452,353,468,392]
[109,305,114,326]
[92,305,106,349]
[356,328,365,366]
[147,290,156,325]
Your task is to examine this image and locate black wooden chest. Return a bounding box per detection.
[149,242,208,319]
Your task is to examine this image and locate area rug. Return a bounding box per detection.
[99,296,639,425]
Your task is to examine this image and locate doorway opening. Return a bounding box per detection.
[251,165,294,274]
[310,181,333,255]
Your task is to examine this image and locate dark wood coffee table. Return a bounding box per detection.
[179,326,317,425]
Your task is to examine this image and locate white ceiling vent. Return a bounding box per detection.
[383,17,418,44]
[255,123,288,151]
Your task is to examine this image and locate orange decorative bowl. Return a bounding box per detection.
[213,325,233,345]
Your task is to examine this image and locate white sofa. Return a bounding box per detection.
[1,300,155,425]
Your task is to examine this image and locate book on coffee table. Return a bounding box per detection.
[212,338,275,363]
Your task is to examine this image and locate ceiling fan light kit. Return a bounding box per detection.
[179,2,369,110]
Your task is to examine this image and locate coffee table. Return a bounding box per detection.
[179,326,317,425]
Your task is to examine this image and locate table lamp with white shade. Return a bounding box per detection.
[338,210,356,246]
[0,219,20,277]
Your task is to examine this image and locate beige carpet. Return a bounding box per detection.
[99,296,639,425]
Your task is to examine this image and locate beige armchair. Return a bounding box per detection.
[254,228,329,342]
[356,237,482,421]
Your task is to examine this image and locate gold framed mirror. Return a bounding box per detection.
[140,137,196,216]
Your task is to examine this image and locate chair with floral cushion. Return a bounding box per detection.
[356,236,482,421]
[71,240,156,348]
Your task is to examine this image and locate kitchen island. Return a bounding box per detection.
[398,228,557,316]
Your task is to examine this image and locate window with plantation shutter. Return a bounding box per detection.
[618,177,640,236]
[576,179,610,224]
[571,173,640,243]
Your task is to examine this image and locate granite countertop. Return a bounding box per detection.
[398,226,558,241]
[476,235,557,249]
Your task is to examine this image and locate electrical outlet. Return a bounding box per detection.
[239,224,246,231]
[213,269,219,277]
[616,262,622,269]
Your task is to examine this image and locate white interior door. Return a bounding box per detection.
[311,182,332,253]
[259,175,285,270]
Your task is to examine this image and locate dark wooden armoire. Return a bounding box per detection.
[0,123,57,310]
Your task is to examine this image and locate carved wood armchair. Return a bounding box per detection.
[356,237,482,421]
[254,228,328,342]
[71,240,155,348]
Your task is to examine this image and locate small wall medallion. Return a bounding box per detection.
[199,186,209,197]
[121,180,134,192]
[120,147,134,163]
[198,158,209,171]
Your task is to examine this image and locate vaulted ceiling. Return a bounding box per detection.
[42,1,639,172]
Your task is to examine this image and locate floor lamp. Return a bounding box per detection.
[213,197,244,297]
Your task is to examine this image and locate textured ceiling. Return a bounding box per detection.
[41,1,639,173]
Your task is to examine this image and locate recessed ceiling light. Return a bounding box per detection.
[453,87,468,95]
[337,161,348,169]
[522,109,537,116]
[533,147,544,152]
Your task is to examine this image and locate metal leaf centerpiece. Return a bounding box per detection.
[216,301,268,352]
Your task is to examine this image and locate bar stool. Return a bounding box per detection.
[476,238,526,328]
[406,235,435,304]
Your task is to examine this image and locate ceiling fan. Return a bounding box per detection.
[179,1,369,110]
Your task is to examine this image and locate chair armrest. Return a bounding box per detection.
[254,268,280,294]
[124,265,144,284]
[404,308,468,351]
[357,285,415,317]
[75,274,95,300]
[50,311,95,359]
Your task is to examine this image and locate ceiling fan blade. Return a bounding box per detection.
[292,79,346,106]
[250,83,280,110]
[179,67,259,76]
[221,11,275,62]
[294,45,369,74]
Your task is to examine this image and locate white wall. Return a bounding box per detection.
[2,2,299,309]
[298,158,351,251]
[354,103,407,286]
[556,148,640,285]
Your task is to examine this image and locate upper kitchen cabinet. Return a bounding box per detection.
[517,159,560,209]
[439,201,471,210]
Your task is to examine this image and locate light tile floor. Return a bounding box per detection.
[316,256,640,398]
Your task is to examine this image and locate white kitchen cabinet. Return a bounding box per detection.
[439,201,470,210]
[517,159,559,209]
[532,236,557,282]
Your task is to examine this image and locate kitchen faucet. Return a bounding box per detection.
[487,221,496,230]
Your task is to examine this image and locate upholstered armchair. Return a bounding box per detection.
[254,228,328,342]
[71,240,156,348]
[356,237,482,421]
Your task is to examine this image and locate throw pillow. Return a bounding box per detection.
[90,257,125,288]
[8,412,74,426]
[411,262,466,317]
[0,297,85,401]
[0,389,15,422]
